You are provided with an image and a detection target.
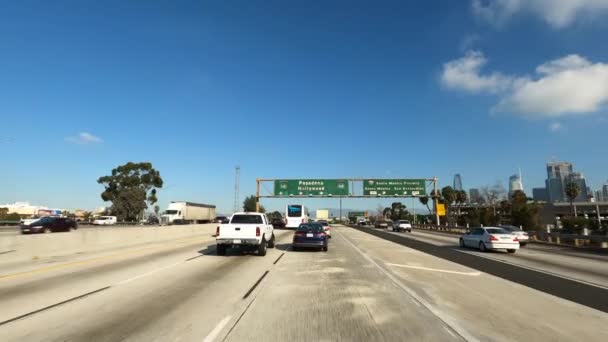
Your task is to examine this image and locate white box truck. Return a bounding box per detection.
[160,202,216,225]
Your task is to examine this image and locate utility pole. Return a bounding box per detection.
[339,197,342,224]
[233,166,240,213]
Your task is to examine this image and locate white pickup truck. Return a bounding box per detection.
[216,212,275,256]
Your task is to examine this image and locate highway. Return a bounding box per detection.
[1,226,607,341]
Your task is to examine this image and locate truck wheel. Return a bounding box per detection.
[267,234,275,248]
[217,244,226,256]
[257,239,267,256]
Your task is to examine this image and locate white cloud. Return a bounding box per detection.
[441,52,608,118]
[65,132,103,144]
[460,33,481,52]
[440,51,521,94]
[472,0,608,28]
[549,122,563,132]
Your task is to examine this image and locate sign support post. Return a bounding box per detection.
[434,177,440,225]
[256,178,260,212]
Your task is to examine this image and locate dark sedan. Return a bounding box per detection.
[21,217,78,234]
[292,223,328,252]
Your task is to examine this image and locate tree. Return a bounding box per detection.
[97,162,163,222]
[455,190,468,217]
[565,181,580,217]
[383,207,392,219]
[376,204,385,220]
[440,186,456,225]
[268,211,282,219]
[387,202,408,221]
[419,196,432,215]
[243,195,265,213]
[481,182,506,216]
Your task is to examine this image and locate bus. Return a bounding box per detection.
[285,204,309,228]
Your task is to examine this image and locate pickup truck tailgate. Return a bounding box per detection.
[218,224,258,239]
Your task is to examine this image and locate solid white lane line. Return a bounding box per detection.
[350,237,385,242]
[386,263,481,276]
[455,249,608,290]
[115,261,184,285]
[337,231,479,342]
[203,315,232,342]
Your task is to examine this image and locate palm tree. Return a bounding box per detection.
[419,196,432,215]
[565,181,580,217]
[441,186,456,225]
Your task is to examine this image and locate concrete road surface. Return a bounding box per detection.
[0,226,606,341]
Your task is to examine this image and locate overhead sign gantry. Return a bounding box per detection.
[256,177,440,224]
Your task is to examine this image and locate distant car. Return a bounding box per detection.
[317,220,331,238]
[293,223,328,252]
[393,220,412,233]
[93,216,117,225]
[499,225,529,246]
[215,216,229,224]
[460,227,520,253]
[357,220,369,226]
[21,217,77,234]
[374,220,388,229]
[271,218,286,229]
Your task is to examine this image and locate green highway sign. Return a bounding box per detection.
[363,179,427,196]
[348,211,367,217]
[274,179,349,196]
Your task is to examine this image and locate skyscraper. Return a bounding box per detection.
[532,188,548,202]
[469,188,481,204]
[509,173,523,197]
[453,174,463,191]
[603,183,608,201]
[545,161,573,203]
[595,190,604,202]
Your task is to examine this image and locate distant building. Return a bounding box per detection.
[545,161,573,203]
[603,183,608,200]
[316,209,329,220]
[469,188,482,204]
[533,188,548,202]
[509,174,523,197]
[0,202,63,217]
[453,174,463,191]
[594,190,603,202]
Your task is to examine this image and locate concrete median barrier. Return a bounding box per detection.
[0,224,216,262]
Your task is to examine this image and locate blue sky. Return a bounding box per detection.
[1,0,608,214]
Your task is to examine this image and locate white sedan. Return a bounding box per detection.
[460,227,520,254]
[317,220,331,238]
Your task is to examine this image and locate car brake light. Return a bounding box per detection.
[256,227,260,236]
[513,237,519,242]
[216,226,220,236]
[315,232,326,237]
[301,219,304,223]
[489,235,499,241]
[295,232,305,237]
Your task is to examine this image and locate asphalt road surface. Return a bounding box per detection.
[1,226,607,341]
[393,228,608,288]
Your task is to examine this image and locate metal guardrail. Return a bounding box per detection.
[412,224,608,250]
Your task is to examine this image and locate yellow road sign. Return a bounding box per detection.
[437,203,446,216]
